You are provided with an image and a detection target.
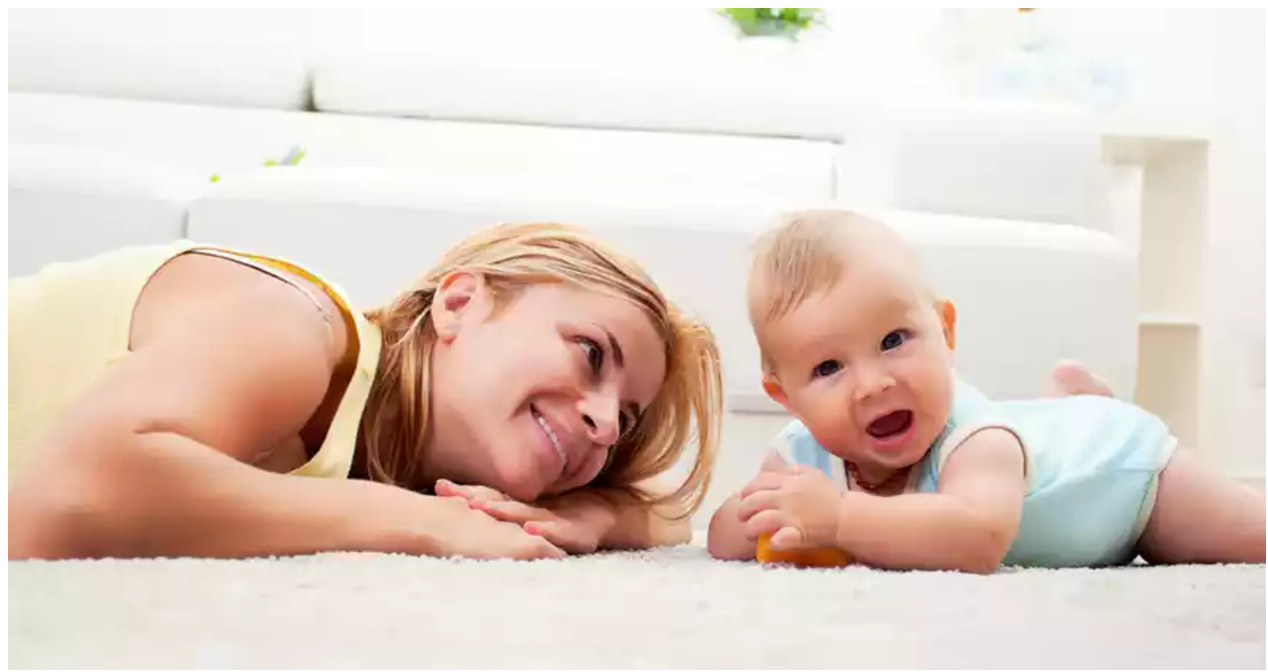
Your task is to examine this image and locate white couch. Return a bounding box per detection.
[7,9,1137,523]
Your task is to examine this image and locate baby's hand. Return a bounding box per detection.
[738,466,843,551]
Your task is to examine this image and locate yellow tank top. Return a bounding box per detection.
[8,241,382,486]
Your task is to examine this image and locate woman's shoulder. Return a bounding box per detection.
[134,244,357,365]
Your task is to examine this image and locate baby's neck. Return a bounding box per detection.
[846,460,912,495]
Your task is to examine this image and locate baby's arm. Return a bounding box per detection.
[835,428,1026,573]
[737,428,1024,572]
[707,451,789,560]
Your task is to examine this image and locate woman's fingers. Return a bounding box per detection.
[517,534,568,560]
[471,499,552,524]
[524,520,600,555]
[435,479,509,503]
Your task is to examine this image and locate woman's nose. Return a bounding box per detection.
[579,389,620,446]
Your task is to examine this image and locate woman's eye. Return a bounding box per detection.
[812,360,842,379]
[579,337,604,375]
[881,330,908,351]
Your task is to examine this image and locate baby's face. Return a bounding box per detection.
[760,261,956,472]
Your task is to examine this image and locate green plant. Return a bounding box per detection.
[210,145,306,183]
[717,8,825,39]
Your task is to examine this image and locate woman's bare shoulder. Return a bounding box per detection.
[88,252,353,462]
[130,251,350,362]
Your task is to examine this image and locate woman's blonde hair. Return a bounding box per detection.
[361,222,722,517]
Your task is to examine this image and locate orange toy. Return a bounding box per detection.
[756,534,852,567]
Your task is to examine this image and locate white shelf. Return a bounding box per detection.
[1105,130,1208,453]
[1139,313,1202,328]
[725,392,787,415]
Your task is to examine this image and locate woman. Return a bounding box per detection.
[9,222,722,560]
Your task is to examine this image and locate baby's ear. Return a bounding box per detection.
[762,374,791,411]
[937,299,957,351]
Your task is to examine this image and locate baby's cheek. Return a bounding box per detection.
[805,415,858,456]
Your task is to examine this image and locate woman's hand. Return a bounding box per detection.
[434,479,513,504]
[427,495,567,560]
[435,479,615,554]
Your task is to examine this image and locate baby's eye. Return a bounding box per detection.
[881,330,909,351]
[812,360,842,379]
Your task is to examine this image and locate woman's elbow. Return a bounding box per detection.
[660,517,693,547]
[9,442,144,560]
[9,473,105,559]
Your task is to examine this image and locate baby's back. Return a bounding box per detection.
[986,394,1178,567]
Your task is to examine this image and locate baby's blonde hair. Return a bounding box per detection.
[362,222,722,518]
[748,209,928,369]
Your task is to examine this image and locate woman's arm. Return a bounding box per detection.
[10,265,560,560]
[578,481,693,550]
[10,427,563,560]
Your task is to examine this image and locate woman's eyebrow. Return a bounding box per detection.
[599,327,644,419]
[603,328,625,369]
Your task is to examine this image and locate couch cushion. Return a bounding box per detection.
[309,12,852,141]
[187,170,1138,405]
[9,92,837,201]
[836,98,1105,227]
[8,143,205,277]
[8,9,312,110]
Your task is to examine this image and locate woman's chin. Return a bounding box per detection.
[489,460,550,503]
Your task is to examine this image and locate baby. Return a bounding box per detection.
[708,209,1265,572]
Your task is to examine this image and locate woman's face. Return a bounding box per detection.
[426,273,668,502]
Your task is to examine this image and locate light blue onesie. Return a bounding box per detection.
[772,376,1178,568]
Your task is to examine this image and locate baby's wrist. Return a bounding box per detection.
[832,490,866,551]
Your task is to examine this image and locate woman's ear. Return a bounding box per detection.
[937,299,957,351]
[431,271,490,343]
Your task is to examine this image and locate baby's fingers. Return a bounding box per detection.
[736,490,782,523]
[742,509,791,542]
[769,526,806,551]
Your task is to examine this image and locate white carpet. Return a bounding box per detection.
[9,542,1265,669]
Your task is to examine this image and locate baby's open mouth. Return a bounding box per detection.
[866,410,913,438]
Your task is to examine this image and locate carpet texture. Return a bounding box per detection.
[9,543,1265,669]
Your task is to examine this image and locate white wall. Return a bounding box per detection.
[1072,9,1265,478]
[1195,13,1266,480]
[843,8,1266,478]
[834,8,1267,477]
